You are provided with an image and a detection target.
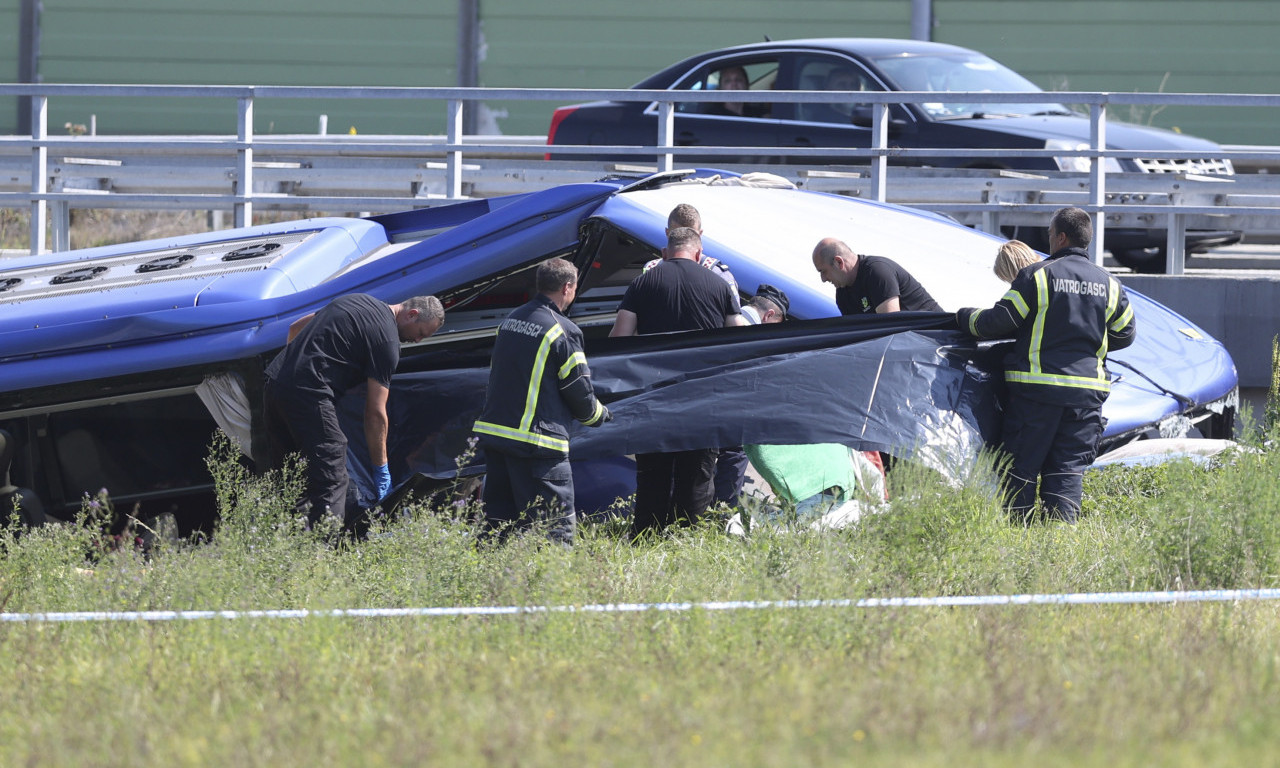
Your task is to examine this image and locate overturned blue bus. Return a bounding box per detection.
[0,170,1238,533]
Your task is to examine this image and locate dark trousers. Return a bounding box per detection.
[482,451,576,545]
[263,383,349,528]
[713,447,750,506]
[632,449,716,536]
[1001,395,1104,524]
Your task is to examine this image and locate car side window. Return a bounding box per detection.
[790,56,884,126]
[672,59,778,118]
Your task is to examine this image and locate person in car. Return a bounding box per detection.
[806,67,864,124]
[703,65,770,118]
[473,258,611,546]
[811,237,943,314]
[993,239,1040,283]
[264,294,444,531]
[704,65,750,116]
[610,227,745,538]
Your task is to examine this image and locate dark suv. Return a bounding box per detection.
[547,38,1239,272]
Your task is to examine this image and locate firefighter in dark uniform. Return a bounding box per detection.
[957,207,1136,524]
[473,258,611,545]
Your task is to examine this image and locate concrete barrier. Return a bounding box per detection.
[1119,273,1279,390]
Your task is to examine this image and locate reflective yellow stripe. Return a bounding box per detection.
[582,399,605,426]
[473,420,569,453]
[1028,270,1049,373]
[1095,277,1122,378]
[967,308,983,336]
[558,351,586,380]
[1006,370,1111,392]
[1110,303,1134,333]
[1006,289,1029,319]
[518,324,563,433]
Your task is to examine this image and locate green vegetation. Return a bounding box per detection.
[1268,335,1280,434]
[3,425,1280,765]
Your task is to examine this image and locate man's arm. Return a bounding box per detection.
[1107,282,1137,351]
[555,336,610,427]
[863,261,903,314]
[287,312,316,343]
[875,296,901,314]
[610,309,638,337]
[958,284,1030,340]
[363,378,391,467]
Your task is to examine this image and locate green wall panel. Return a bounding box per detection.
[2,0,22,133]
[33,0,458,135]
[936,0,1280,144]
[480,0,911,134]
[4,0,1278,143]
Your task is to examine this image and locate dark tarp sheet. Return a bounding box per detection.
[339,312,1003,505]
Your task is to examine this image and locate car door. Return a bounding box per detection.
[775,52,914,166]
[645,55,784,164]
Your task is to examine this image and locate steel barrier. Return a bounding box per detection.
[4,83,1280,274]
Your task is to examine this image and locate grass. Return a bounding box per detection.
[3,428,1280,766]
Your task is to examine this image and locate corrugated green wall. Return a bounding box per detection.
[16,0,459,135]
[1,1,19,133]
[936,0,1280,145]
[4,0,1278,144]
[479,0,910,134]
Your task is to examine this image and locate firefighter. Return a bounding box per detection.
[473,258,611,545]
[956,207,1136,524]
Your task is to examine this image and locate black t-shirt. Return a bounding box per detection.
[836,254,943,315]
[265,293,399,399]
[618,258,738,334]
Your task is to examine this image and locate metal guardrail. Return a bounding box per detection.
[4,83,1280,274]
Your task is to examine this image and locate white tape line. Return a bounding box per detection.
[3,588,1280,624]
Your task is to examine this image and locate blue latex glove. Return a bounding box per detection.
[375,463,392,500]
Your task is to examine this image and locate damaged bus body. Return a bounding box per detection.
[0,170,1238,533]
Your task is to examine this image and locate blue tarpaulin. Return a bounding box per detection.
[341,312,1001,508]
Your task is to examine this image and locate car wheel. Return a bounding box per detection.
[1110,246,1168,274]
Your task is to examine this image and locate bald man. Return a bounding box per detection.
[811,237,942,315]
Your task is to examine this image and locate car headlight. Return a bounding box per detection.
[1046,140,1122,173]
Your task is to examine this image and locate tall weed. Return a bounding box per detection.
[1268,335,1280,436]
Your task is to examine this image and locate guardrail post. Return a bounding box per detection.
[870,103,889,203]
[656,101,675,174]
[981,188,999,235]
[235,96,254,228]
[1167,212,1187,275]
[28,94,47,255]
[1089,103,1107,266]
[446,99,464,199]
[51,199,70,251]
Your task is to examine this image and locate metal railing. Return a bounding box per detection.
[4,83,1280,273]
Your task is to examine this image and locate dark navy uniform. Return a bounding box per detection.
[957,246,1136,522]
[473,294,608,544]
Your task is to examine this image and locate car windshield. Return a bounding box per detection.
[869,52,1072,119]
